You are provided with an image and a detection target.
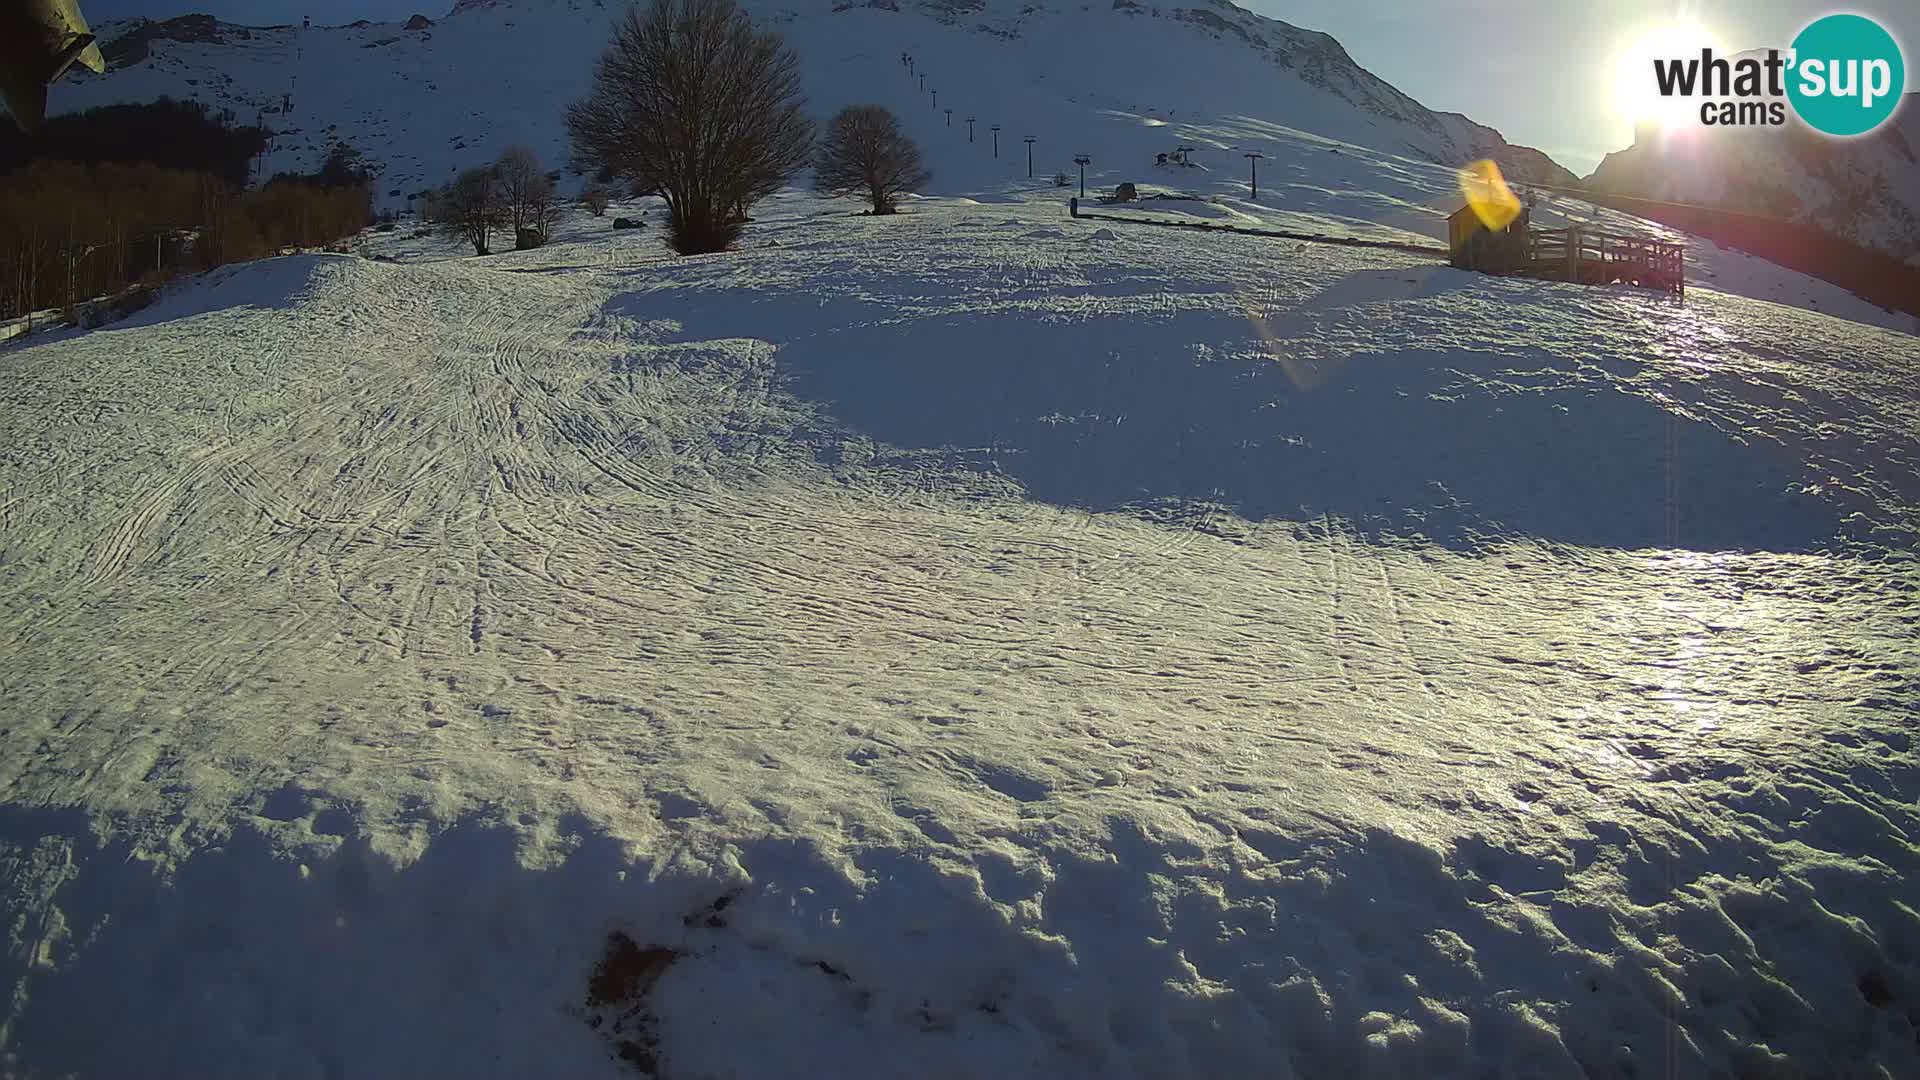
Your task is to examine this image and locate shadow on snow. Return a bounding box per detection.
[609,283,1849,554]
[2,798,1914,1078]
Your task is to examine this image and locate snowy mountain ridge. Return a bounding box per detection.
[52,0,1578,209]
[1585,95,1920,265]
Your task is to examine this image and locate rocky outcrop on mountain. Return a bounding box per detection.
[1585,95,1920,264]
[100,15,247,70]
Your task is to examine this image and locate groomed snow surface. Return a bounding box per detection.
[2,182,1919,1080]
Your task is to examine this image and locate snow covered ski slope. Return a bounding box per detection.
[2,184,1918,1077]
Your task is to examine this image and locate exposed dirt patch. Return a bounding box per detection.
[585,892,740,1075]
[585,933,679,1076]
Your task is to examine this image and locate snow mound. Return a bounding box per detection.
[119,253,365,329]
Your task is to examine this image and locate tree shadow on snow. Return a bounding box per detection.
[2,802,1912,1078]
[616,286,1854,553]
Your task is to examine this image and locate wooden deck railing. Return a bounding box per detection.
[1522,225,1684,295]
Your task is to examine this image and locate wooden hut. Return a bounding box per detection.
[1448,203,1684,296]
[1449,204,1531,273]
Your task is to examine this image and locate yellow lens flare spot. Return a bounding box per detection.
[1456,159,1521,231]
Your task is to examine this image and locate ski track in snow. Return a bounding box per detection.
[1,193,1918,1079]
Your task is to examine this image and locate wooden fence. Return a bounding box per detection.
[1526,225,1685,295]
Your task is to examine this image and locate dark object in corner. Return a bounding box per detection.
[0,0,107,133]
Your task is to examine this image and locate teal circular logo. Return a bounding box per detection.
[1787,13,1905,136]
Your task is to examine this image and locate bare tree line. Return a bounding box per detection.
[6,0,934,316]
[2,160,369,324]
[428,145,564,256]
[564,0,928,254]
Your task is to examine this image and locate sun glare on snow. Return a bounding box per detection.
[1611,17,1722,130]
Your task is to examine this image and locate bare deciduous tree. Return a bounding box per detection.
[813,105,930,215]
[443,167,504,256]
[417,187,449,226]
[495,146,562,248]
[581,183,611,217]
[526,180,562,246]
[565,0,814,254]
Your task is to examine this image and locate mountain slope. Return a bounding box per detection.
[1585,95,1920,266]
[47,0,1576,209]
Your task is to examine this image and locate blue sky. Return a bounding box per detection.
[1251,1,1920,172]
[82,1,1920,175]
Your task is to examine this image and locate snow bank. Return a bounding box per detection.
[8,777,1918,1078]
[115,254,351,329]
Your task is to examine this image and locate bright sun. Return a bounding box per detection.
[1612,18,1723,131]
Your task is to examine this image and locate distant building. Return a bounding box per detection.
[1448,204,1530,273]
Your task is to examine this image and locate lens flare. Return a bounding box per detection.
[1456,159,1521,232]
[1612,17,1723,132]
